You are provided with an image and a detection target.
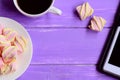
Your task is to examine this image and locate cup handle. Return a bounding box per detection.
[48,6,62,15]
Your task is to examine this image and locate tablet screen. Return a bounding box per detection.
[109,32,120,67]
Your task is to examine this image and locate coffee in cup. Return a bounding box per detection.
[13,0,62,17]
[17,0,52,14]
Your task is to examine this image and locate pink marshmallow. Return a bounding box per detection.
[2,46,17,63]
[0,24,4,35]
[0,58,4,68]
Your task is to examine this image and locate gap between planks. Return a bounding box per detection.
[30,64,96,66]
[25,27,111,30]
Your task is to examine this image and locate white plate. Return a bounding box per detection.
[0,17,33,80]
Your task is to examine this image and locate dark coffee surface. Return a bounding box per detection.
[17,0,52,14]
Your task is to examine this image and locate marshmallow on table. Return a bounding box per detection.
[88,16,106,31]
[76,2,94,20]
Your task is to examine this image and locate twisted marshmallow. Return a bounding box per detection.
[14,36,27,54]
[76,2,94,20]
[0,58,4,68]
[2,46,17,63]
[0,62,16,74]
[88,16,106,31]
[0,35,11,47]
[3,28,17,42]
[0,24,4,35]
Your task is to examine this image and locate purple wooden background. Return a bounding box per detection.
[0,0,119,80]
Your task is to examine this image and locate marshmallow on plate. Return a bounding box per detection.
[0,24,4,35]
[3,28,17,42]
[0,58,4,68]
[14,36,27,54]
[0,26,27,75]
[0,35,11,47]
[2,46,17,63]
[0,61,16,74]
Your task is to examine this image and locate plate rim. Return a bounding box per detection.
[0,17,33,80]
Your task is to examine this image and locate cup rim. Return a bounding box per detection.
[13,0,54,17]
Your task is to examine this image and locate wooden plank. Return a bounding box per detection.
[9,10,116,28]
[28,28,110,64]
[18,65,116,80]
[0,9,116,28]
[0,0,118,28]
[54,0,119,10]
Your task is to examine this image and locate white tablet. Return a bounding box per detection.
[103,27,120,77]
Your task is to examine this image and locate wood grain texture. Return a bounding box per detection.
[0,0,119,28]
[28,28,110,64]
[17,65,116,80]
[54,0,119,10]
[0,0,119,79]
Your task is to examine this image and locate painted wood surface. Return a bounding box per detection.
[0,0,119,80]
[0,0,119,28]
[18,65,116,80]
[29,28,110,64]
